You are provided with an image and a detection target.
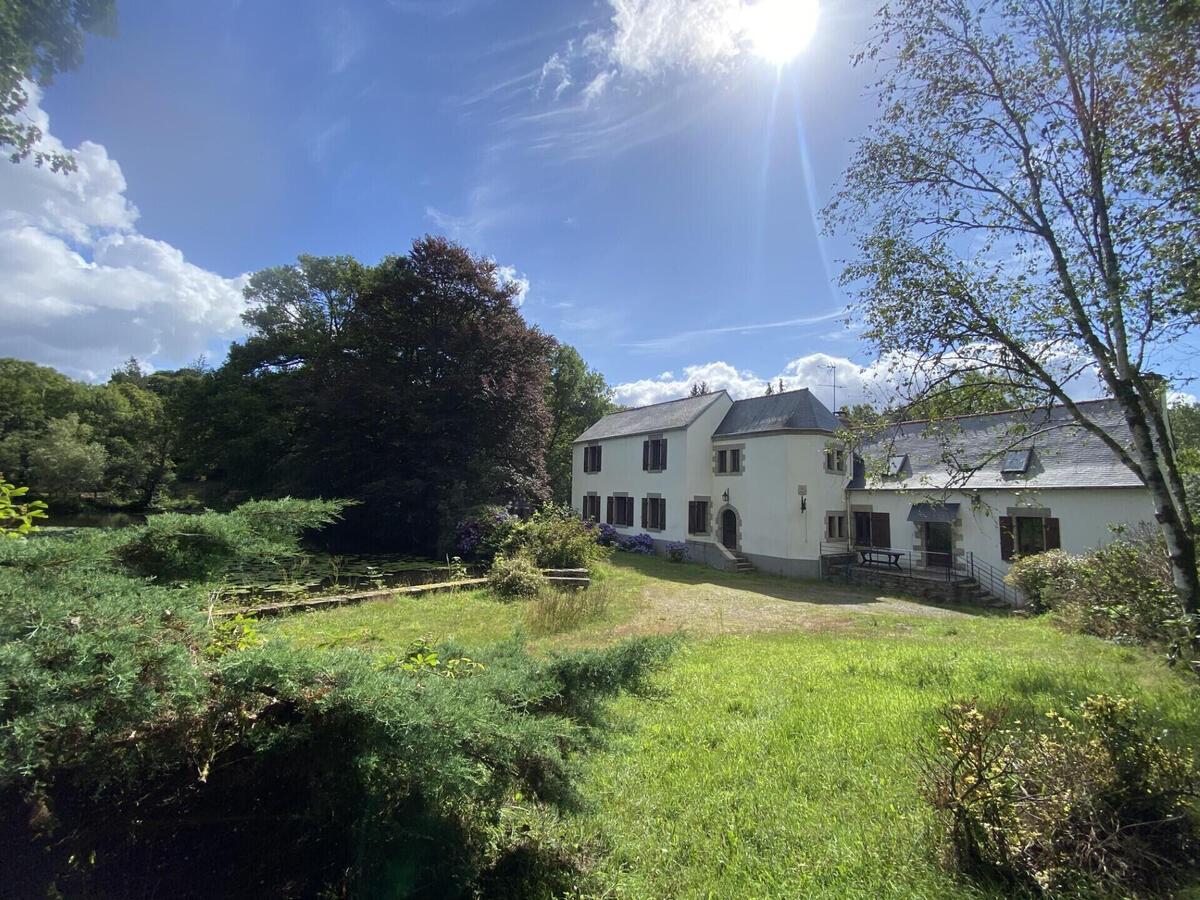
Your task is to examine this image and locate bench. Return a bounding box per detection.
[859,549,903,570]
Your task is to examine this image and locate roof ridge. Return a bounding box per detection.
[878,396,1117,429]
[608,389,729,415]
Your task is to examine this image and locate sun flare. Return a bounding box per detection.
[743,0,820,64]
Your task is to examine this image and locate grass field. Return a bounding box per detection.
[261,554,1200,898]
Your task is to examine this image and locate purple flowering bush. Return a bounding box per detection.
[596,523,619,547]
[618,533,655,554]
[453,506,518,560]
[666,541,689,563]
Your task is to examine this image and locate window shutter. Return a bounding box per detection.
[596,445,602,471]
[661,439,667,469]
[1000,516,1014,561]
[660,499,666,529]
[606,496,613,524]
[641,498,648,527]
[871,512,891,549]
[1045,517,1060,550]
[642,440,649,470]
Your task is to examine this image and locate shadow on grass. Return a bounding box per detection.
[604,552,1007,619]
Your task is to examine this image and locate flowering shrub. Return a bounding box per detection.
[665,541,688,563]
[454,507,518,560]
[618,533,655,554]
[596,523,619,547]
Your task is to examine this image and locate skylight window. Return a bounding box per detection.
[886,455,908,476]
[1001,448,1033,474]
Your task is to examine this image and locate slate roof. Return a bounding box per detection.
[853,398,1145,491]
[713,389,841,437]
[573,391,729,443]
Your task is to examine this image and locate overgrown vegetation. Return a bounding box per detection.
[924,695,1200,896]
[1006,529,1192,667]
[487,553,547,599]
[527,582,616,635]
[0,505,676,896]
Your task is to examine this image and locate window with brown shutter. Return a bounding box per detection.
[871,512,890,548]
[583,445,602,473]
[644,497,666,530]
[730,448,741,472]
[613,496,634,527]
[643,438,667,471]
[581,495,600,521]
[688,500,709,534]
[717,450,727,473]
[1000,516,1015,560]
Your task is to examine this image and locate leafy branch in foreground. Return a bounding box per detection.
[0,477,47,537]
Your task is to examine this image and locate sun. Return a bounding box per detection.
[742,0,820,64]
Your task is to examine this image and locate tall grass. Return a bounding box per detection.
[526,582,616,635]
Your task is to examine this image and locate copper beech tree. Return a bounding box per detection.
[825,0,1200,617]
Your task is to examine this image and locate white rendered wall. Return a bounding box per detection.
[571,394,732,543]
[845,486,1159,573]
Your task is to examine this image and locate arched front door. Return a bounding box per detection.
[721,509,738,550]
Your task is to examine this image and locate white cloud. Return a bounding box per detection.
[495,263,530,306]
[0,84,247,381]
[607,0,745,76]
[611,354,901,410]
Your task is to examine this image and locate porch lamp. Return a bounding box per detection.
[800,496,807,512]
[722,489,730,502]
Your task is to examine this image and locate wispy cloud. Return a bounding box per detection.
[624,310,845,353]
[326,4,365,74]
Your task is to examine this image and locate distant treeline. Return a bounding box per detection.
[0,236,613,553]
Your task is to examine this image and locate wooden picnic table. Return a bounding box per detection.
[859,549,903,570]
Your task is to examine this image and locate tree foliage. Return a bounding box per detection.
[209,237,555,552]
[0,507,676,896]
[0,0,116,171]
[827,0,1200,614]
[544,344,613,504]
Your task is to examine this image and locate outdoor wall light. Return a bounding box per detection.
[800,496,807,512]
[722,489,730,502]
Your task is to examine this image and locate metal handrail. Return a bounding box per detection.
[962,552,1019,607]
[822,544,1020,606]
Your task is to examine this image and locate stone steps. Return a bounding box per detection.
[729,551,755,573]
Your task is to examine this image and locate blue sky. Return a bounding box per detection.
[5,0,1189,407]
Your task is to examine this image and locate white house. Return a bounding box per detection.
[571,389,1159,596]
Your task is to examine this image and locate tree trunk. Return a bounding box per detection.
[1115,386,1200,618]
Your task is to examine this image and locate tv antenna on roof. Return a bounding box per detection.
[820,363,838,411]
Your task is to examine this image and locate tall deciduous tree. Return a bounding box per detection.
[0,0,116,171]
[826,0,1200,615]
[544,344,613,504]
[228,237,553,552]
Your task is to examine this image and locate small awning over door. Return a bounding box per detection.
[907,502,960,523]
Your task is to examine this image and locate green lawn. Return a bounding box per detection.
[262,554,1200,898]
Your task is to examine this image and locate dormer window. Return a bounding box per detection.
[1001,448,1033,475]
[886,455,908,476]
